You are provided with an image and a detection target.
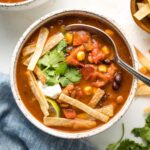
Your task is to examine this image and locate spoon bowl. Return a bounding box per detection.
[66,24,150,86]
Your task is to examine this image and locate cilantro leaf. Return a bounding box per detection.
[132,126,150,142]
[65,68,82,83]
[106,115,150,150]
[45,69,55,76]
[38,49,65,67]
[46,76,59,86]
[106,124,125,150]
[146,115,150,127]
[106,144,117,150]
[54,62,67,75]
[55,39,67,52]
[38,40,67,68]
[59,77,72,87]
[117,139,144,150]
[38,40,81,87]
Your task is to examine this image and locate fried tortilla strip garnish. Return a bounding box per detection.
[28,27,49,71]
[59,93,109,122]
[135,47,150,71]
[137,3,145,9]
[34,66,46,85]
[42,32,64,56]
[136,84,150,96]
[96,105,114,117]
[43,117,97,129]
[22,44,35,57]
[22,55,32,66]
[88,88,105,108]
[22,55,46,84]
[26,71,49,116]
[134,4,150,20]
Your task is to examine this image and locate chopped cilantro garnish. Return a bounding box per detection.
[106,114,150,150]
[64,68,82,83]
[38,40,81,87]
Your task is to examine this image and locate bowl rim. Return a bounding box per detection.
[10,9,138,139]
[130,0,150,33]
[0,0,38,7]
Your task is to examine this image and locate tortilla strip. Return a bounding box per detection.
[26,71,49,116]
[136,84,150,96]
[34,66,46,85]
[96,105,114,117]
[77,104,114,120]
[59,93,109,122]
[22,54,46,84]
[137,3,145,9]
[137,3,150,17]
[134,4,150,20]
[22,44,35,57]
[22,55,32,66]
[43,117,97,129]
[28,27,49,71]
[135,47,150,71]
[88,88,105,108]
[42,32,64,56]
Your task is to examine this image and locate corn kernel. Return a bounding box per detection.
[65,33,73,44]
[98,64,107,73]
[77,51,85,61]
[102,46,110,55]
[84,86,93,95]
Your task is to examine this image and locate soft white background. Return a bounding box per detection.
[0,0,150,149]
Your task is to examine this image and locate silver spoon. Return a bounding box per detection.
[66,24,150,86]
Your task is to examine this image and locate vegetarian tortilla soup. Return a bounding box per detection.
[16,15,133,132]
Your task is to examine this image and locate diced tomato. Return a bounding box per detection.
[63,109,77,119]
[73,31,90,46]
[90,39,105,64]
[66,45,85,66]
[81,64,109,84]
[81,64,95,80]
[84,39,93,51]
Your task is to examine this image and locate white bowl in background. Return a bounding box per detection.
[0,0,48,10]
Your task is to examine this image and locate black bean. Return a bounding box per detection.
[103,59,111,65]
[112,81,120,90]
[114,72,122,84]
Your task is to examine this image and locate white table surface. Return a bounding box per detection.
[0,0,150,149]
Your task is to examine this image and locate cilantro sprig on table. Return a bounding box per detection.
[38,40,81,87]
[106,115,150,150]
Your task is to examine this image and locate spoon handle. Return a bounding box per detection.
[117,58,150,86]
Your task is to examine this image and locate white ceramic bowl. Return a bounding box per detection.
[0,0,47,10]
[11,9,138,139]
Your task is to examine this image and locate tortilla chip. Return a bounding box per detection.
[134,4,150,20]
[135,47,150,71]
[136,84,150,96]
